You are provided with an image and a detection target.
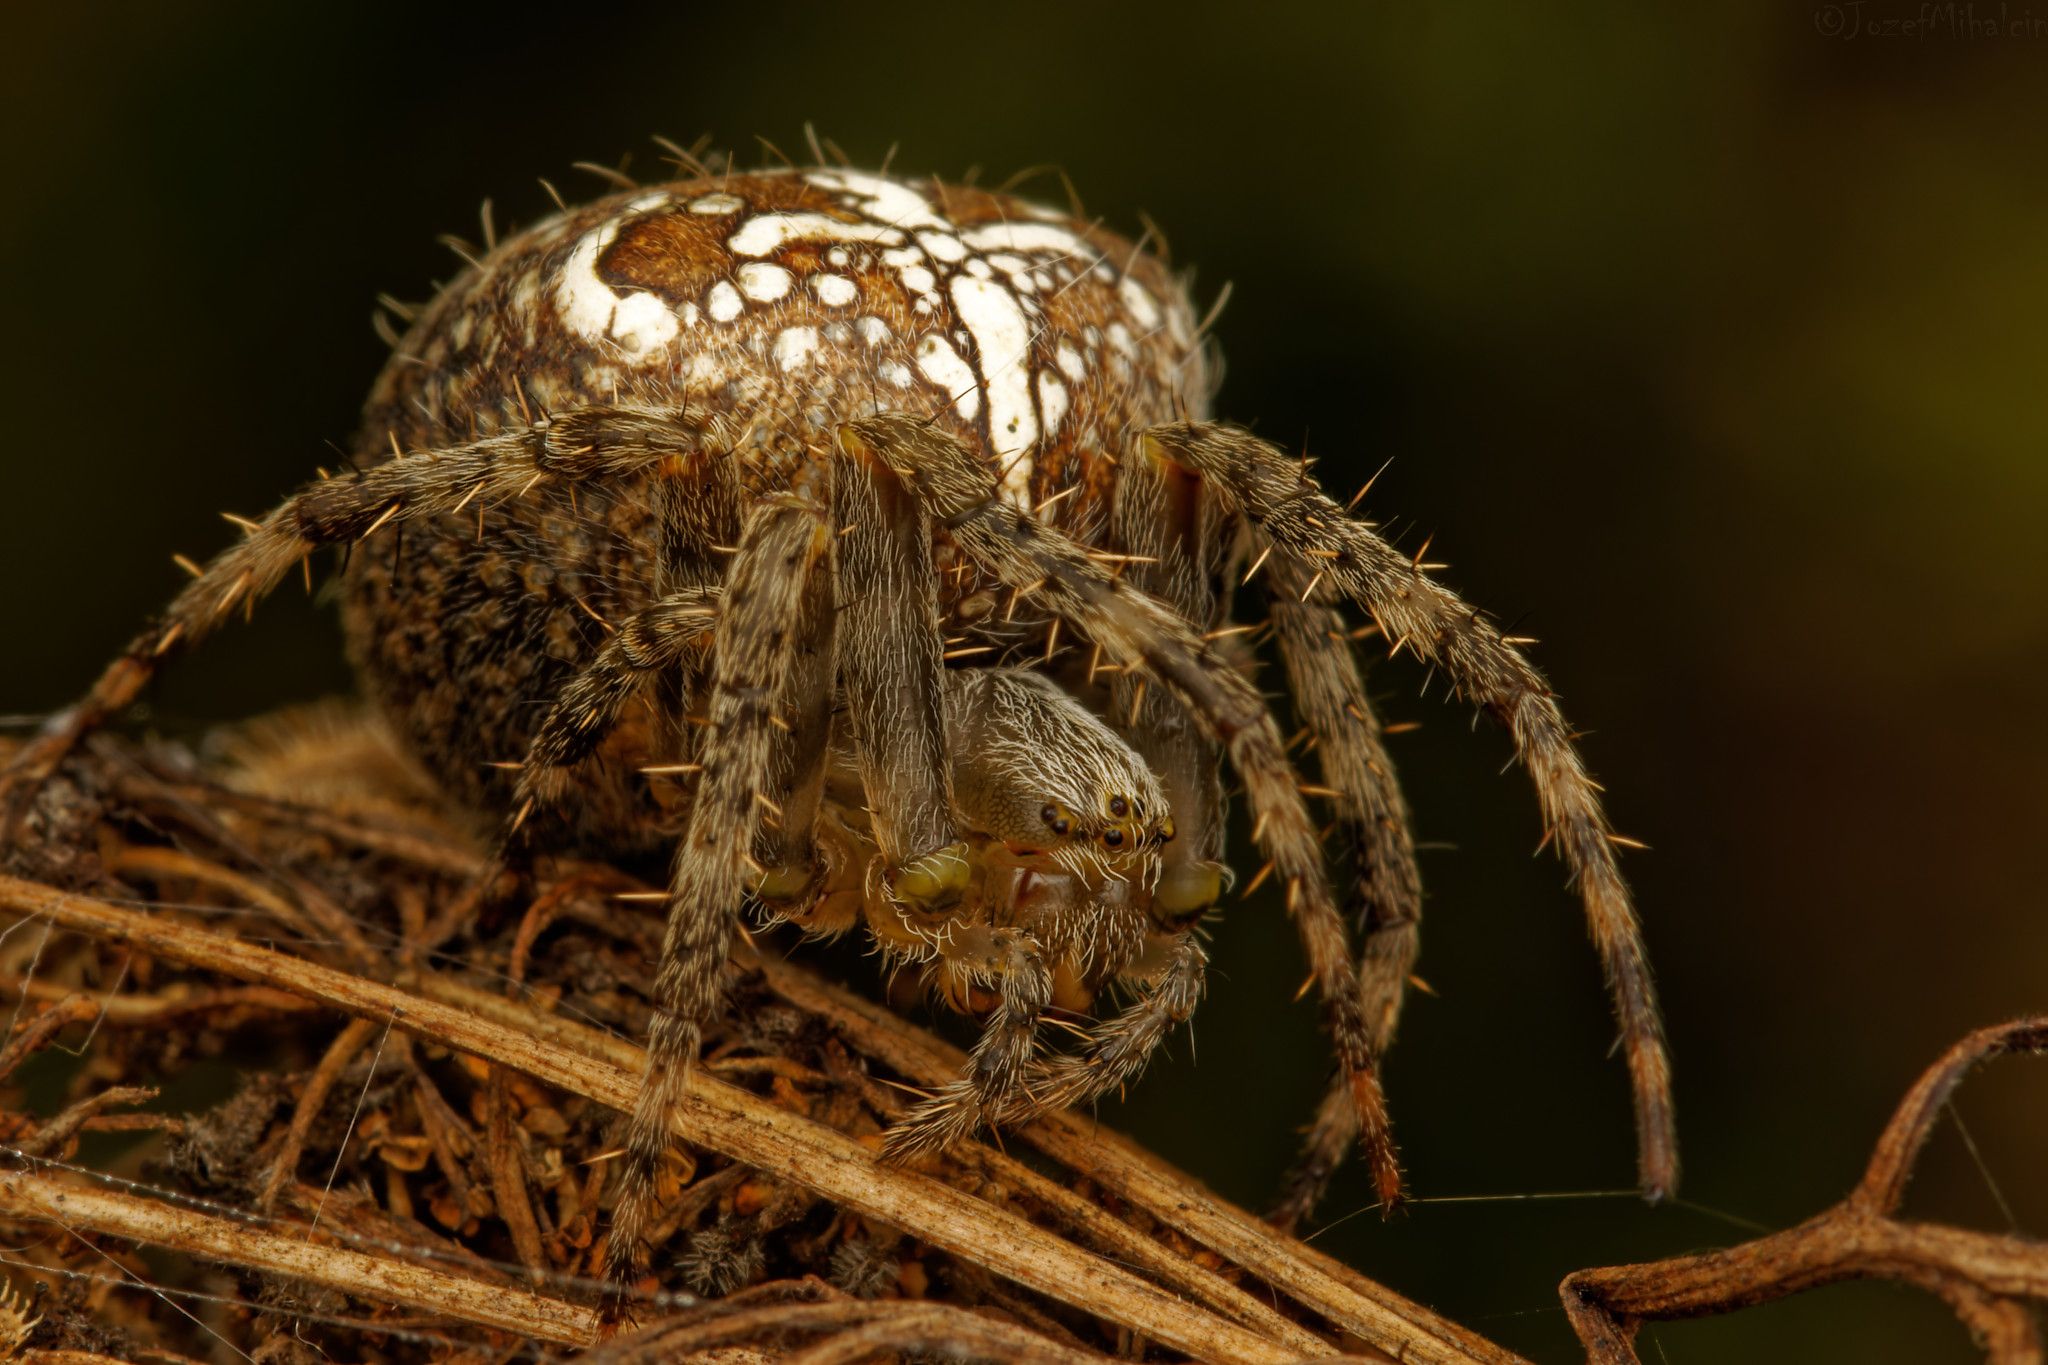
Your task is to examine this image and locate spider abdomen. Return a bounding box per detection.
[342,169,1211,842]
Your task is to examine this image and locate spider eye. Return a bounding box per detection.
[1108,796,1128,819]
[1041,803,1073,837]
[1102,828,1124,848]
[1040,804,1057,824]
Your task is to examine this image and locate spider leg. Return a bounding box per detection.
[0,404,708,833]
[506,587,721,845]
[1021,928,1208,1116]
[503,575,840,893]
[1265,557,1424,1228]
[881,926,1053,1158]
[1107,445,1230,920]
[831,438,970,914]
[1144,421,1679,1202]
[752,536,840,901]
[838,414,1404,1209]
[604,486,831,1297]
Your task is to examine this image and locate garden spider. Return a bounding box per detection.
[0,157,1676,1289]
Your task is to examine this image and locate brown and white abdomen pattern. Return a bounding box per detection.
[344,168,1212,842]
[364,168,1215,508]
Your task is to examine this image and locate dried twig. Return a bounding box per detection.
[753,948,1520,1365]
[256,1015,381,1210]
[0,993,99,1081]
[1562,1018,2048,1364]
[0,721,1536,1363]
[0,874,1346,1365]
[595,1291,1116,1364]
[0,1160,600,1344]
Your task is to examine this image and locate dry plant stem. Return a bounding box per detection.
[93,762,377,966]
[410,973,1357,1362]
[29,1350,208,1365]
[258,1015,379,1210]
[439,946,1474,1364]
[1562,1018,2048,1365]
[0,1163,600,1346]
[598,1297,1115,1365]
[147,776,491,880]
[0,975,312,1027]
[750,950,1523,1365]
[105,844,326,953]
[0,875,1319,1365]
[17,1086,158,1158]
[0,994,99,1080]
[486,1063,551,1278]
[957,1142,1332,1357]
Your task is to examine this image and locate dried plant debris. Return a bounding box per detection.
[1563,1018,2048,1364]
[0,714,1515,1364]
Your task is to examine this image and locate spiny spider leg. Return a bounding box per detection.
[753,540,840,899]
[1266,557,1424,1228]
[839,414,1406,1209]
[1108,443,1229,918]
[0,404,708,831]
[606,486,831,1298]
[504,568,836,896]
[882,927,1053,1157]
[1022,929,1208,1116]
[1144,421,1679,1201]
[831,436,971,914]
[507,587,721,843]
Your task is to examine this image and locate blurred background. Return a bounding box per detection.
[6,3,2047,1358]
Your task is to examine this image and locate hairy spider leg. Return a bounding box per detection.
[1107,441,1230,921]
[830,440,971,913]
[1024,929,1209,1115]
[606,488,830,1297]
[1143,421,1679,1204]
[832,446,1070,1157]
[839,413,1405,1211]
[754,535,841,896]
[0,405,711,832]
[1264,556,1425,1228]
[881,927,1054,1157]
[508,586,722,842]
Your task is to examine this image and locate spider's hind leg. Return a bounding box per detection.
[1144,421,1679,1202]
[1265,556,1424,1228]
[504,586,721,852]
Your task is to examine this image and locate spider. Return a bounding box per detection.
[0,154,1676,1286]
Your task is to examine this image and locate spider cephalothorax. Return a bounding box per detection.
[2,156,1677,1296]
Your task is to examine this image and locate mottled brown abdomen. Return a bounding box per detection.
[342,168,1214,848]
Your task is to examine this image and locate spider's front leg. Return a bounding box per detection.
[604,486,831,1298]
[830,432,971,915]
[1144,421,1680,1202]
[1107,446,1229,922]
[0,405,709,836]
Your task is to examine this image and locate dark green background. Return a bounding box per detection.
[8,4,2048,1359]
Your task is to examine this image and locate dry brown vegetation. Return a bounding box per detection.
[0,714,2043,1362]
